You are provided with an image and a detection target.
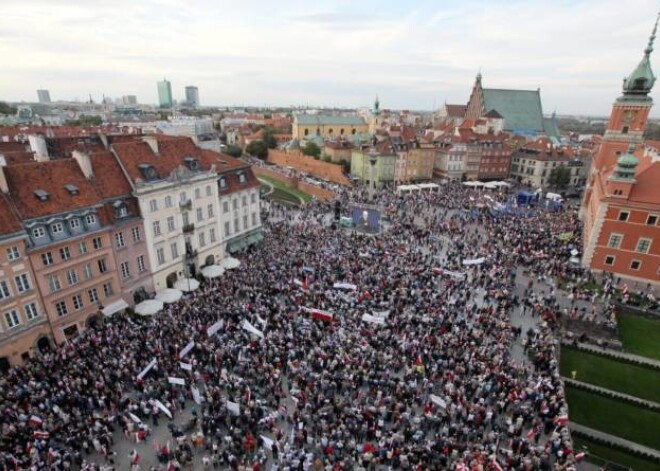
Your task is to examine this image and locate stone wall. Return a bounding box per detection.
[267,149,351,186]
[252,166,335,201]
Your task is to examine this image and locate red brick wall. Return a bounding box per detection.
[252,167,335,201]
[267,149,351,186]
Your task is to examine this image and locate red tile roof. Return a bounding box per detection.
[0,193,22,236]
[445,105,467,118]
[89,151,133,199]
[629,162,660,204]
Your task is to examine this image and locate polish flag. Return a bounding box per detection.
[455,462,469,471]
[303,276,309,292]
[553,415,569,425]
[575,452,586,461]
[311,309,333,323]
[526,428,535,440]
[432,268,442,275]
[415,355,423,367]
[28,415,43,427]
[130,450,141,465]
[33,431,50,440]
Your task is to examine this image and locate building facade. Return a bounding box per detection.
[293,115,368,141]
[510,139,585,189]
[350,148,396,184]
[185,86,199,107]
[37,89,51,103]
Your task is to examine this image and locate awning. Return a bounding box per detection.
[174,278,200,292]
[220,257,241,270]
[155,288,183,304]
[102,299,129,317]
[246,232,264,246]
[228,239,247,253]
[134,299,164,316]
[201,264,225,278]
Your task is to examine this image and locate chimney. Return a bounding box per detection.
[28,134,49,162]
[73,150,94,179]
[142,135,159,155]
[0,155,9,193]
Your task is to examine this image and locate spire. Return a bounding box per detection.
[372,95,380,115]
[622,14,659,97]
[645,12,659,56]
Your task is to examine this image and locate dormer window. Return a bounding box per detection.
[219,177,227,189]
[32,227,46,238]
[34,189,50,201]
[69,219,80,230]
[184,157,199,170]
[85,214,97,225]
[138,164,158,181]
[238,173,246,184]
[51,223,64,234]
[65,184,79,196]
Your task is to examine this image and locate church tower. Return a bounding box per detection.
[369,96,381,135]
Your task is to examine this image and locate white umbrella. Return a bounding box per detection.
[201,265,225,278]
[134,299,164,316]
[220,257,241,270]
[174,278,200,292]
[154,288,183,304]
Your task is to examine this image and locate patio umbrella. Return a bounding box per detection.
[201,265,225,278]
[220,257,241,270]
[154,288,183,304]
[134,299,164,316]
[174,278,200,292]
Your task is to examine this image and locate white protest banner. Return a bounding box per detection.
[179,362,193,371]
[333,282,357,291]
[362,313,386,325]
[462,257,485,266]
[128,412,142,424]
[256,315,267,327]
[260,435,274,450]
[226,400,240,416]
[168,377,185,386]
[191,385,204,405]
[443,270,467,280]
[137,358,157,380]
[178,341,195,359]
[241,320,264,339]
[430,394,447,410]
[374,310,390,318]
[154,400,172,419]
[207,320,224,337]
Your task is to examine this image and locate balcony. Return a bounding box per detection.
[179,199,192,210]
[182,223,195,234]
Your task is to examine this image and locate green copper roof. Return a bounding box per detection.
[613,144,639,180]
[622,15,658,97]
[543,115,560,140]
[295,114,365,126]
[482,88,544,132]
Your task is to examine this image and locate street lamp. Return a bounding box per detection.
[368,147,379,202]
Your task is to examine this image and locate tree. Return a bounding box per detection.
[339,159,351,174]
[0,102,17,115]
[548,165,571,189]
[68,115,103,126]
[245,140,269,159]
[225,145,243,158]
[302,141,321,158]
[322,155,332,163]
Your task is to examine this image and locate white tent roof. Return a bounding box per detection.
[174,278,200,292]
[201,264,225,278]
[154,288,183,304]
[220,257,241,269]
[134,299,164,316]
[102,299,129,317]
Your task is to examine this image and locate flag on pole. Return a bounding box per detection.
[28,415,43,427]
[553,414,569,425]
[33,431,50,440]
[130,450,141,465]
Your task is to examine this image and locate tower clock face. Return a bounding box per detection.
[622,110,636,125]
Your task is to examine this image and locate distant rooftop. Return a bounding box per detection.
[294,114,365,126]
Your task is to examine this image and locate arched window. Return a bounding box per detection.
[304,128,309,136]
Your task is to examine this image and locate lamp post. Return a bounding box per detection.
[368,147,379,202]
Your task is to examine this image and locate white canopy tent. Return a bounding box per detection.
[220,257,241,270]
[134,299,164,316]
[417,183,440,191]
[201,265,225,278]
[174,278,200,292]
[154,288,183,304]
[101,299,129,317]
[462,181,484,187]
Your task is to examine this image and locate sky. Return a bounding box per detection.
[1,0,659,116]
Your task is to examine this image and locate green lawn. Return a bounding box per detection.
[566,385,660,451]
[560,346,660,403]
[618,312,660,361]
[572,436,660,471]
[258,176,313,202]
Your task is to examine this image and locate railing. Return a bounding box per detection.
[182,223,195,233]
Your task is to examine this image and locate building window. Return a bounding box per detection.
[618,211,629,221]
[165,196,172,208]
[604,255,615,266]
[647,214,658,226]
[196,208,203,222]
[223,201,229,213]
[132,226,142,242]
[98,259,107,273]
[224,221,231,236]
[234,218,240,233]
[59,247,71,260]
[199,232,206,247]
[85,214,96,225]
[72,294,84,310]
[79,241,88,255]
[243,195,248,207]
[14,274,31,293]
[120,261,130,279]
[116,205,128,218]
[210,228,216,243]
[636,238,652,254]
[115,232,125,248]
[252,213,257,226]
[51,222,64,234]
[206,185,212,196]
[179,191,187,204]
[88,288,99,304]
[157,247,165,265]
[207,204,214,218]
[243,215,248,229]
[92,237,103,249]
[103,282,113,297]
[49,275,61,293]
[0,280,10,299]
[66,269,78,286]
[137,255,146,272]
[32,227,46,238]
[55,301,68,317]
[232,199,238,210]
[167,216,176,232]
[630,260,641,271]
[69,218,80,230]
[42,252,54,266]
[251,193,256,204]
[170,242,179,259]
[238,173,246,184]
[24,303,39,321]
[5,309,20,328]
[149,199,158,212]
[607,233,623,249]
[152,221,161,237]
[83,263,92,280]
[6,246,19,261]
[220,177,227,189]
[195,188,201,200]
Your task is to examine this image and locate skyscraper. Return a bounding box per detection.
[37,89,51,103]
[157,79,173,108]
[185,86,199,107]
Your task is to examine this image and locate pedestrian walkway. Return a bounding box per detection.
[570,422,660,460]
[563,378,660,412]
[565,341,660,369]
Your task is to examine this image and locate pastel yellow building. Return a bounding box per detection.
[293,114,368,140]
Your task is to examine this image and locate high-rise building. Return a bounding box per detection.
[185,86,199,107]
[122,95,138,105]
[580,17,660,286]
[157,79,173,108]
[37,89,51,103]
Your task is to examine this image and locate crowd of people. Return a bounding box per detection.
[0,182,587,470]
